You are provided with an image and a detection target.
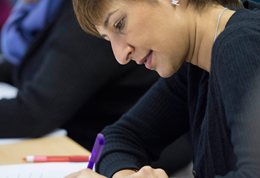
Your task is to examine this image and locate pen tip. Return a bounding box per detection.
[97,133,105,145]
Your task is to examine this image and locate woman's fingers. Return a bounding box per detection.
[128,166,168,178]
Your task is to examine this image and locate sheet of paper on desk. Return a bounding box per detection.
[0,82,18,99]
[0,162,87,178]
[0,129,67,145]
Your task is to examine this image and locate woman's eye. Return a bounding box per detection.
[114,17,125,31]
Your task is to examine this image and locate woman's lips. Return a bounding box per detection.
[135,50,153,69]
[144,50,153,69]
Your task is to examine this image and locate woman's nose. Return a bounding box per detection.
[110,40,133,65]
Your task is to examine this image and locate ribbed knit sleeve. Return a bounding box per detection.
[97,63,190,177]
[212,12,260,177]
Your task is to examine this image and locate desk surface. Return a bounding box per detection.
[0,136,90,164]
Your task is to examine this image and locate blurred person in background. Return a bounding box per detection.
[0,0,159,150]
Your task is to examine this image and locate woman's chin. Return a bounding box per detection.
[158,70,174,78]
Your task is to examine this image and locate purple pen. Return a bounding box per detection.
[87,133,105,169]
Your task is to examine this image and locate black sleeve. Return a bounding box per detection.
[214,27,260,178]
[97,64,190,177]
[0,2,133,137]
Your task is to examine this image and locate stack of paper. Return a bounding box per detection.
[0,82,17,99]
[0,162,87,178]
[0,129,67,145]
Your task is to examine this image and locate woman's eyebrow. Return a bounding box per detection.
[104,9,119,28]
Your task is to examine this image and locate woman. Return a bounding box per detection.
[68,0,260,177]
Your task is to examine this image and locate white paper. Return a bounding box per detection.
[0,82,18,99]
[0,129,67,145]
[0,162,87,178]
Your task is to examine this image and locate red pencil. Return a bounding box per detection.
[24,155,89,163]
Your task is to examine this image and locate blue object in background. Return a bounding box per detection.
[1,0,63,65]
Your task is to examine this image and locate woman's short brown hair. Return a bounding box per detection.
[72,0,111,37]
[72,0,242,37]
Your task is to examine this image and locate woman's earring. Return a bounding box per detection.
[171,0,180,6]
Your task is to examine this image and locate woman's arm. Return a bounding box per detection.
[97,63,190,178]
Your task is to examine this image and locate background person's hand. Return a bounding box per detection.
[65,168,107,178]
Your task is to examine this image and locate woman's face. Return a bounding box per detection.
[96,0,190,78]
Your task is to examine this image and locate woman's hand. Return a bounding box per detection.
[124,166,168,178]
[65,166,168,178]
[65,168,106,178]
[112,166,168,178]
